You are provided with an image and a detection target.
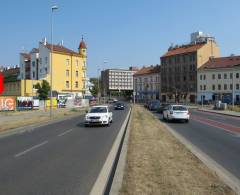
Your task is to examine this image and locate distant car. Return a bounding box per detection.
[157,103,170,113]
[85,105,113,127]
[148,100,161,111]
[163,105,190,122]
[113,98,118,103]
[114,102,125,110]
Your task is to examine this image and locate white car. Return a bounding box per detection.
[85,105,113,127]
[163,105,190,122]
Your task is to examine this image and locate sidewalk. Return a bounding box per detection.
[120,105,234,195]
[0,107,86,133]
[198,108,240,117]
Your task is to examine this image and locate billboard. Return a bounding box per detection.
[0,73,4,95]
[0,97,16,111]
[17,97,33,110]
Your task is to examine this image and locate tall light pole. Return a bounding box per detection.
[97,68,101,104]
[232,72,234,108]
[50,5,58,118]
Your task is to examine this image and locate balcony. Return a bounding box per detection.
[82,66,87,70]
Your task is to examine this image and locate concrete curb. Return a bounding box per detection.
[198,109,240,118]
[160,120,240,194]
[90,107,132,195]
[0,111,85,139]
[109,106,132,195]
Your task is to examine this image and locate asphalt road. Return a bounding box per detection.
[0,105,130,195]
[155,109,240,180]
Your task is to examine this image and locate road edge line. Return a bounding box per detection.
[161,121,240,194]
[90,107,132,195]
[198,108,240,118]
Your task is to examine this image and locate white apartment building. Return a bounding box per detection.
[197,56,240,104]
[101,67,138,96]
[134,65,161,101]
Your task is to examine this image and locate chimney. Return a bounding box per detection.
[44,37,47,45]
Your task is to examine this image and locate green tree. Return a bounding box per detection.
[34,80,50,100]
[90,77,101,97]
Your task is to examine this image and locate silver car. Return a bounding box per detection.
[163,105,190,123]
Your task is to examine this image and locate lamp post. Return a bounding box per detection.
[50,5,58,118]
[232,72,234,108]
[97,68,101,104]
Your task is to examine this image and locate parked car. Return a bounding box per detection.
[85,105,113,127]
[157,103,170,113]
[163,105,190,122]
[148,100,161,111]
[114,102,125,110]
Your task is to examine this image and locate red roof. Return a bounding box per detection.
[162,43,205,57]
[134,65,161,76]
[200,56,240,70]
[45,43,82,56]
[79,39,87,49]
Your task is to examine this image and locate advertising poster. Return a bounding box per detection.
[0,73,3,95]
[17,97,33,110]
[0,97,16,111]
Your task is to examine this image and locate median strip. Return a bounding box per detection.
[120,105,235,195]
[14,141,48,158]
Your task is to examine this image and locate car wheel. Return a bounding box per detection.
[163,114,166,120]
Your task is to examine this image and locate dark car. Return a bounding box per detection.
[114,102,125,110]
[157,103,170,113]
[148,100,161,111]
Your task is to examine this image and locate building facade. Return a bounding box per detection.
[198,56,240,104]
[101,67,138,96]
[161,32,220,103]
[133,65,161,102]
[19,38,87,98]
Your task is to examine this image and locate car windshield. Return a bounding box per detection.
[89,107,107,113]
[172,106,187,111]
[116,103,123,106]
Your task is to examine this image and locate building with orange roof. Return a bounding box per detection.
[197,55,240,104]
[160,32,220,103]
[133,65,161,101]
[19,38,87,98]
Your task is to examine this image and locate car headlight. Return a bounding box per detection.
[85,115,89,120]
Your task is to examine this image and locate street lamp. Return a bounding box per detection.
[50,5,58,118]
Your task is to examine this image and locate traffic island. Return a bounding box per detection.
[120,105,235,195]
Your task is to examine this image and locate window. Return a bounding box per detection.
[212,85,215,90]
[32,61,35,67]
[236,84,240,90]
[45,67,47,73]
[218,74,221,79]
[200,75,202,80]
[236,73,239,78]
[230,84,233,90]
[212,74,215,79]
[224,84,227,90]
[32,71,35,78]
[66,59,70,66]
[218,84,221,90]
[75,81,78,88]
[200,85,202,90]
[203,74,206,80]
[230,73,233,79]
[66,81,69,88]
[76,60,78,66]
[39,58,42,64]
[224,73,227,79]
[45,57,48,64]
[66,70,69,77]
[204,85,206,90]
[76,71,78,77]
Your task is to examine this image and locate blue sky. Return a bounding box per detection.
[0,0,240,77]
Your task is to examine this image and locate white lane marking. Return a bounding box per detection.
[14,141,48,158]
[57,129,73,137]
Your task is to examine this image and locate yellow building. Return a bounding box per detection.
[19,38,87,98]
[38,38,87,98]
